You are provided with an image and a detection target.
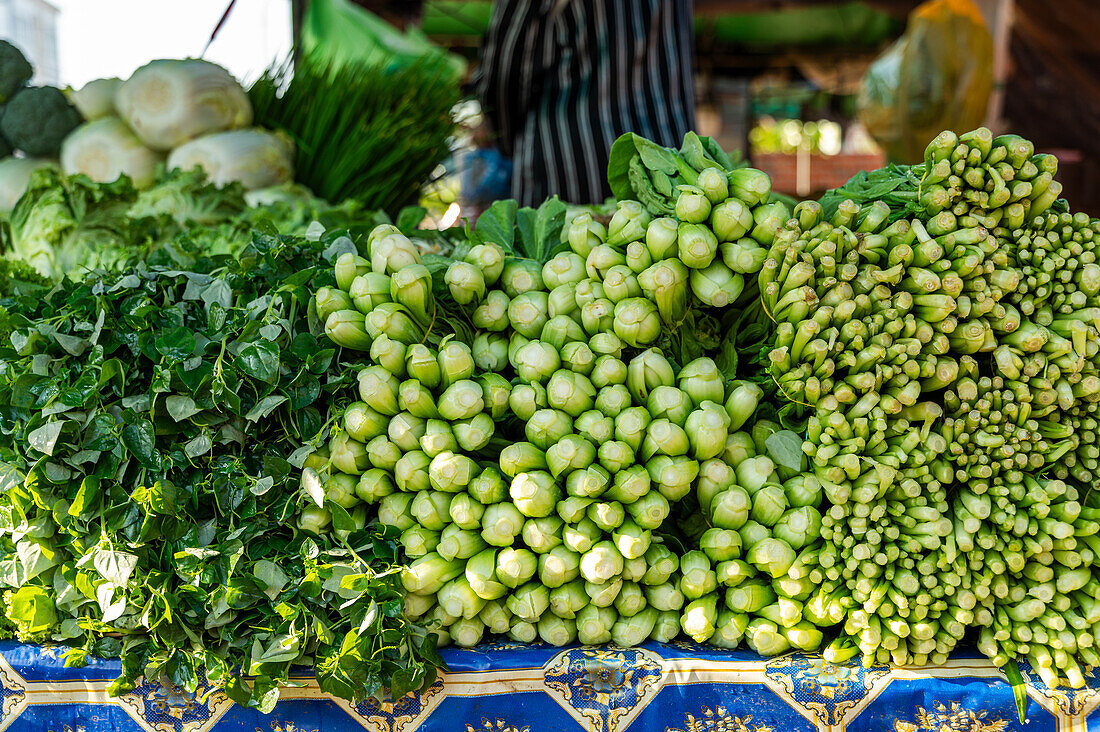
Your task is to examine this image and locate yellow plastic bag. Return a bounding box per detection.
[858,0,993,163]
[301,0,466,82]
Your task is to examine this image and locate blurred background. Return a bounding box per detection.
[5,0,1096,214]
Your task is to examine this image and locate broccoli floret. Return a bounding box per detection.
[0,41,32,103]
[0,86,83,157]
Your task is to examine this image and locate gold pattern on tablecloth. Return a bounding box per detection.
[464,718,530,732]
[892,702,1009,732]
[664,706,774,732]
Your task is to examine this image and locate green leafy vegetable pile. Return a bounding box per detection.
[0,231,442,711]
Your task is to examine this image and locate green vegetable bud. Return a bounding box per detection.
[697,167,730,204]
[364,433,402,473]
[680,551,718,599]
[614,581,648,617]
[472,290,511,332]
[389,411,428,452]
[369,334,407,378]
[711,610,750,649]
[393,449,431,493]
[700,528,741,562]
[637,258,690,326]
[648,385,694,426]
[438,339,476,389]
[686,403,730,461]
[514,340,562,383]
[627,349,676,402]
[746,618,790,657]
[581,541,625,584]
[557,495,594,523]
[445,261,486,305]
[501,259,544,298]
[711,199,754,243]
[315,286,354,324]
[676,358,724,406]
[335,252,371,291]
[623,556,648,583]
[477,374,512,420]
[405,344,441,388]
[642,418,691,460]
[561,341,596,375]
[642,543,679,586]
[364,302,424,345]
[690,260,744,308]
[390,263,435,325]
[586,245,628,281]
[329,431,370,475]
[506,581,550,622]
[588,501,626,531]
[325,310,372,350]
[646,217,680,261]
[607,465,651,503]
[750,202,789,247]
[567,212,607,257]
[420,419,457,458]
[499,442,548,477]
[349,272,394,314]
[471,332,509,373]
[410,490,453,531]
[751,483,787,526]
[550,580,589,619]
[355,467,395,503]
[454,413,495,452]
[481,503,526,547]
[370,234,421,275]
[450,493,486,530]
[437,379,485,421]
[681,595,719,643]
[467,548,507,600]
[747,538,796,578]
[607,200,652,247]
[597,440,635,473]
[469,466,508,505]
[724,381,762,432]
[773,507,822,549]
[541,315,587,351]
[678,223,719,269]
[651,610,681,642]
[465,243,505,285]
[615,406,652,453]
[378,493,415,532]
[344,402,389,443]
[480,599,513,633]
[585,578,624,608]
[645,582,685,613]
[438,524,489,562]
[711,487,752,530]
[647,455,700,501]
[402,551,463,595]
[574,279,606,308]
[401,526,440,557]
[625,491,670,530]
[547,371,597,417]
[613,519,652,560]
[737,456,776,494]
[696,459,735,515]
[589,332,624,358]
[715,559,754,586]
[722,431,756,467]
[565,464,610,499]
[626,240,653,274]
[508,619,537,644]
[602,265,642,303]
[738,520,770,551]
[357,366,400,417]
[581,297,616,335]
[526,409,574,449]
[509,291,551,338]
[784,475,821,509]
[522,516,564,554]
[508,382,548,422]
[543,252,588,289]
[548,283,580,321]
[726,580,775,614]
[721,238,767,273]
[510,470,561,518]
[538,615,578,646]
[729,168,772,206]
[539,545,582,588]
[591,355,628,388]
[325,472,360,509]
[547,434,598,479]
[576,604,617,644]
[613,297,661,348]
[430,451,478,493]
[676,185,712,223]
[563,518,602,554]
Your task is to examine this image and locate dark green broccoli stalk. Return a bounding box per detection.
[0,86,82,157]
[0,41,32,104]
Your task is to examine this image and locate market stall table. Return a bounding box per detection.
[0,640,1096,732]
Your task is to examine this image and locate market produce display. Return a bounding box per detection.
[0,119,1098,716]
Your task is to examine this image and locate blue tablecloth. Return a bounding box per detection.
[0,640,1097,732]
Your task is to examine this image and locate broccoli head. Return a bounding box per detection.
[0,86,83,157]
[0,41,32,104]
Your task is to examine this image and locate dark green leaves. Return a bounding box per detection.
[237,340,281,383]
